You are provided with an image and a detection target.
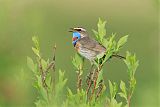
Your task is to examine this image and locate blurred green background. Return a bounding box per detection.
[0,0,159,107]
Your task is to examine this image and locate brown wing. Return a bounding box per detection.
[77,37,106,54]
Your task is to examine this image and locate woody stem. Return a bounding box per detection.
[90,64,103,100]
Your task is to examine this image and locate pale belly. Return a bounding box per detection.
[78,47,105,61]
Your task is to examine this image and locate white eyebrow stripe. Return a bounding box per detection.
[74,27,86,31]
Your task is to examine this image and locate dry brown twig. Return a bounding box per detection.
[86,69,94,100]
[89,64,103,101]
[86,54,126,101]
[38,44,56,93]
[77,69,82,90]
[95,80,103,100]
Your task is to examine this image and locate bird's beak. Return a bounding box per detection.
[68,28,75,32]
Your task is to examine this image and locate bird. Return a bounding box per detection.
[69,27,106,61]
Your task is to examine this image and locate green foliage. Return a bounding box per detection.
[92,19,138,107]
[27,56,35,72]
[109,80,118,100]
[55,70,68,100]
[32,36,40,58]
[96,69,104,88]
[124,51,139,80]
[27,19,139,107]
[32,36,40,50]
[116,35,128,51]
[93,19,128,65]
[117,52,139,107]
[65,89,88,107]
[102,34,117,64]
[119,81,127,101]
[72,53,83,73]
[106,98,123,107]
[93,18,107,43]
[27,36,68,107]
[123,51,139,106]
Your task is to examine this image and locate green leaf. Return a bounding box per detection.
[117,35,128,50]
[109,80,113,99]
[109,80,118,100]
[130,78,136,94]
[120,81,127,98]
[39,86,48,102]
[45,75,52,89]
[113,82,118,99]
[98,18,106,42]
[41,59,47,70]
[35,100,47,107]
[106,34,116,52]
[107,99,122,107]
[66,88,88,107]
[67,88,74,96]
[133,60,139,76]
[55,70,67,98]
[118,92,127,100]
[32,36,40,50]
[124,51,139,78]
[72,53,83,70]
[92,29,99,40]
[124,104,129,107]
[96,69,103,88]
[27,56,35,72]
[93,18,107,43]
[102,38,109,48]
[111,99,122,107]
[101,34,117,64]
[37,75,42,88]
[32,47,40,58]
[123,51,139,103]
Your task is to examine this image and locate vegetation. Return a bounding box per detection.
[27,18,139,107]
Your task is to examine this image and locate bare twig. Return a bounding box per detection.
[37,44,56,92]
[38,58,48,88]
[38,58,43,74]
[95,80,103,100]
[112,54,126,59]
[127,94,131,107]
[51,44,56,93]
[86,68,94,97]
[90,64,103,100]
[86,53,125,102]
[77,70,82,90]
[45,61,55,74]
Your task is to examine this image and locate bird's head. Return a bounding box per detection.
[69,27,88,46]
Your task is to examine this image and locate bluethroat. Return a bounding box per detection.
[69,27,106,61]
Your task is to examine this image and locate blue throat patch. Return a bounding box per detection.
[72,32,81,46]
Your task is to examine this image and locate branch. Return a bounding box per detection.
[38,45,56,91]
[112,54,126,59]
[95,80,103,100]
[90,64,103,100]
[77,69,82,90]
[51,44,56,93]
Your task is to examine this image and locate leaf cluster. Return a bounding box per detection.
[27,36,67,107]
[93,18,128,65]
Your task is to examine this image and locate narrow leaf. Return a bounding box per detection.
[32,47,40,58]
[27,56,35,72]
[120,80,127,97]
[32,36,40,50]
[109,80,113,98]
[117,35,128,50]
